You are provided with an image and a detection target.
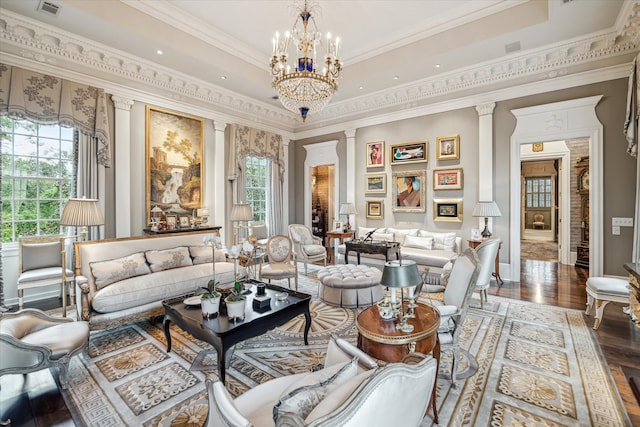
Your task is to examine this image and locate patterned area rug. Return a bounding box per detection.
[58,270,629,426]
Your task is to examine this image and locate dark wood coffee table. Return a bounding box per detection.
[344,240,400,264]
[162,280,311,383]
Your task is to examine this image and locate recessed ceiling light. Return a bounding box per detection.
[220,76,227,80]
[156,49,163,55]
[359,86,364,90]
[393,75,399,80]
[435,64,441,68]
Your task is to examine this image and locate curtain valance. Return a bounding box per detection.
[0,63,112,167]
[229,124,284,182]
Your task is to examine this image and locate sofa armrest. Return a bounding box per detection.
[206,380,251,427]
[325,334,378,371]
[75,275,91,322]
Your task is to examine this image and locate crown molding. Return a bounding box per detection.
[1,3,638,136]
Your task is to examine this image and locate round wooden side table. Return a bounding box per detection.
[356,302,441,423]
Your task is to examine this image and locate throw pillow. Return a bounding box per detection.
[419,231,457,251]
[403,235,434,250]
[273,357,359,423]
[90,252,151,290]
[386,228,418,245]
[189,245,226,264]
[371,231,394,242]
[145,246,193,273]
[358,226,382,239]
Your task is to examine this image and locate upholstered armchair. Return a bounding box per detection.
[425,248,480,384]
[206,334,437,427]
[259,235,299,291]
[473,238,501,308]
[17,234,74,317]
[288,224,327,275]
[0,309,89,389]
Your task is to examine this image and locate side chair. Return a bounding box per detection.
[259,234,299,291]
[473,238,501,308]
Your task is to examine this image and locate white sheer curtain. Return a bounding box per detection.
[228,124,285,235]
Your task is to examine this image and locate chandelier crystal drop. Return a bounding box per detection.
[270,1,342,122]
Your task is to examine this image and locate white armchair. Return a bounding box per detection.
[259,235,299,291]
[473,238,501,308]
[425,248,480,384]
[206,334,437,427]
[288,224,327,275]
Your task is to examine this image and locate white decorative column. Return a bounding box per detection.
[212,121,227,231]
[111,95,134,238]
[345,129,357,226]
[282,138,291,231]
[476,102,496,206]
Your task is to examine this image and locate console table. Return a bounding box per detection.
[143,225,221,235]
[345,240,400,264]
[326,230,355,262]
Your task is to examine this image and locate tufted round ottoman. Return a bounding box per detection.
[317,264,383,308]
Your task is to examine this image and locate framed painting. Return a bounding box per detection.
[365,173,386,193]
[366,141,385,168]
[392,170,426,212]
[433,168,463,190]
[436,134,460,160]
[179,215,191,228]
[146,106,204,225]
[390,141,427,165]
[366,199,384,219]
[332,220,343,232]
[433,198,463,222]
[165,214,177,230]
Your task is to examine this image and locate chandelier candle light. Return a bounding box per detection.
[270,0,342,121]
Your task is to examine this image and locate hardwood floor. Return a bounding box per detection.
[1,259,639,426]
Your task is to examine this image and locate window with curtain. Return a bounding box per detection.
[525,176,552,208]
[1,117,76,242]
[245,155,270,222]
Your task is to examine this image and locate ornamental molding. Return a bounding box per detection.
[1,3,639,134]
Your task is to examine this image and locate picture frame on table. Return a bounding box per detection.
[435,134,460,160]
[332,220,344,232]
[433,168,463,190]
[366,200,384,219]
[433,198,463,222]
[471,228,482,241]
[390,141,427,165]
[392,170,426,213]
[165,214,177,230]
[179,215,191,228]
[366,141,385,168]
[145,106,204,225]
[365,173,386,193]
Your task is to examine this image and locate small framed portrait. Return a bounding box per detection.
[365,173,386,193]
[390,141,427,165]
[433,168,463,190]
[436,134,460,160]
[179,215,191,228]
[165,214,177,230]
[366,141,385,168]
[366,199,384,219]
[471,228,482,241]
[392,170,426,213]
[433,198,463,222]
[332,220,343,232]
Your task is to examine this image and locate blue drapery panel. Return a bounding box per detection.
[0,63,112,167]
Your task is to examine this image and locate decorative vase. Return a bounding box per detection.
[225,296,246,321]
[202,295,221,318]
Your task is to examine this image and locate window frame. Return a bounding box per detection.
[244,155,270,223]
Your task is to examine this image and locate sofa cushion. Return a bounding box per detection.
[145,246,193,272]
[403,235,434,250]
[273,358,358,423]
[386,228,418,245]
[358,226,383,239]
[189,245,226,264]
[371,231,394,242]
[418,231,457,251]
[400,247,456,269]
[90,252,151,290]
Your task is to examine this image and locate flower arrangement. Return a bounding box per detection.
[201,279,220,300]
[226,281,246,302]
[230,235,260,279]
[203,233,222,283]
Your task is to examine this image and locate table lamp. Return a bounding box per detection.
[230,203,253,245]
[472,201,501,239]
[60,197,104,240]
[339,203,356,232]
[380,259,422,333]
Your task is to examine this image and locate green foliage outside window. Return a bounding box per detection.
[244,156,269,223]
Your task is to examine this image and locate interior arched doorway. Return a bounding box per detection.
[510,95,603,280]
[303,141,340,234]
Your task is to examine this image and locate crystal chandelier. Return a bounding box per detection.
[270,1,342,122]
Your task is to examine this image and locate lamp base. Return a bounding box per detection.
[481,217,492,239]
[343,222,351,232]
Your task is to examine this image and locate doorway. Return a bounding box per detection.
[311,165,335,243]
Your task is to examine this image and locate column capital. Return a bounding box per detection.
[213,121,227,133]
[111,95,134,111]
[476,102,496,116]
[345,128,357,139]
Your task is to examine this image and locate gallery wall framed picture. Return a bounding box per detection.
[146,106,204,225]
[390,141,427,165]
[433,198,463,222]
[392,170,426,213]
[435,134,460,160]
[365,173,386,193]
[366,199,384,219]
[366,141,385,168]
[433,168,463,190]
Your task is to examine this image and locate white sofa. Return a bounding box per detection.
[74,231,237,330]
[337,227,461,277]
